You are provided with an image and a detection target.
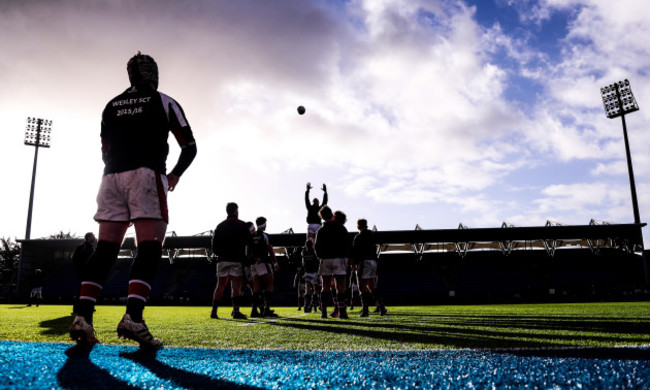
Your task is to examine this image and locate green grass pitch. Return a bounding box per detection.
[1,302,649,350]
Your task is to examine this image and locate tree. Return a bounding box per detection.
[47,230,78,239]
[0,237,20,271]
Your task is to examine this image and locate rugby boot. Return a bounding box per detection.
[210,304,219,319]
[69,315,100,347]
[231,310,247,320]
[117,314,162,350]
[250,308,262,318]
[262,307,279,318]
[338,307,349,319]
[360,307,370,317]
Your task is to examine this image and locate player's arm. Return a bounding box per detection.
[100,114,110,163]
[167,126,197,191]
[101,138,109,163]
[350,235,360,267]
[268,244,278,270]
[166,98,197,191]
[322,184,328,206]
[265,234,278,270]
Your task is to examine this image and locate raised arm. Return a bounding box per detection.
[305,184,311,209]
[322,184,328,206]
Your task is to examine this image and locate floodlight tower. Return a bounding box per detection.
[24,117,52,240]
[600,79,641,225]
[600,79,649,286]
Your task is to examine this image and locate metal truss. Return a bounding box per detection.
[104,221,644,262]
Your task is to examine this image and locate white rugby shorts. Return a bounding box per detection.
[30,287,43,299]
[318,257,348,276]
[358,259,378,280]
[303,272,321,286]
[251,262,272,278]
[307,224,321,238]
[94,167,168,222]
[217,261,244,278]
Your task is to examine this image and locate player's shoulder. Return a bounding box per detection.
[157,90,183,107]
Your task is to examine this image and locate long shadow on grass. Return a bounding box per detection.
[405,314,650,335]
[40,315,75,336]
[266,317,547,349]
[58,345,138,390]
[119,349,261,389]
[268,314,650,349]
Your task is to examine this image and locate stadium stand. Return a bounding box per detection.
[10,222,649,305]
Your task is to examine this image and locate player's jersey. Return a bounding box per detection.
[212,218,251,263]
[250,231,271,263]
[101,85,196,176]
[352,229,378,262]
[314,220,349,259]
[302,247,319,273]
[305,190,327,224]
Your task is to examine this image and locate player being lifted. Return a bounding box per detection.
[69,52,197,350]
[305,183,327,242]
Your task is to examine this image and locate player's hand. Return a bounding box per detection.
[306,182,312,190]
[167,173,180,191]
[274,263,280,271]
[322,183,327,192]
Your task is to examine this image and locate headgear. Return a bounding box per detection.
[127,51,158,88]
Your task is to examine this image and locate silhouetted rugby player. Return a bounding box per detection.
[352,219,386,317]
[70,52,197,350]
[305,182,328,241]
[314,205,350,319]
[211,202,251,319]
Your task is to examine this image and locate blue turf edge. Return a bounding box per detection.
[0,341,649,389]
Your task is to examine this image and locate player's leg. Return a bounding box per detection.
[230,274,247,319]
[297,281,304,311]
[70,221,128,346]
[304,282,313,312]
[320,275,332,318]
[332,258,349,319]
[261,270,278,317]
[211,273,230,319]
[124,219,165,321]
[251,273,263,317]
[368,277,387,315]
[359,279,372,317]
[116,219,165,350]
[334,274,349,319]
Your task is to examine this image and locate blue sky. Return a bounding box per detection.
[1,0,649,243]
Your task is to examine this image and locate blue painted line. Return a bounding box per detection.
[0,341,649,389]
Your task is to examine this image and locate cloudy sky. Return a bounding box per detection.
[1,0,649,243]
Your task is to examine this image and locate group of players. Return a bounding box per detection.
[295,183,387,319]
[209,202,280,320]
[208,182,387,321]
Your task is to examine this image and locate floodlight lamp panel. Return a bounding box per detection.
[600,79,640,119]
